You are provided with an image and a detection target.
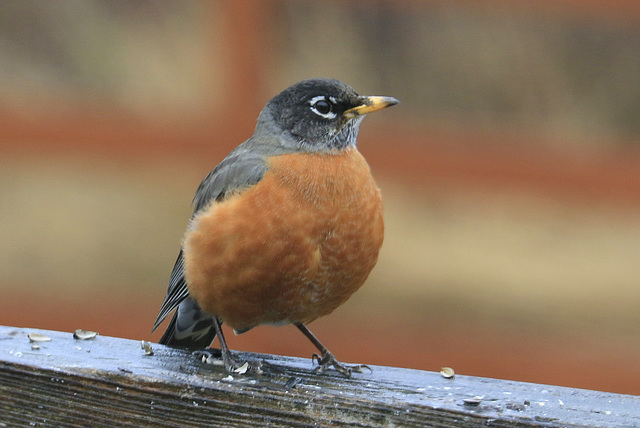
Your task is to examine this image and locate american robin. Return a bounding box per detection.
[153,78,398,377]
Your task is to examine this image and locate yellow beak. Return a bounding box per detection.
[344,96,400,118]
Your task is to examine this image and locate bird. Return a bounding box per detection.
[152,78,398,377]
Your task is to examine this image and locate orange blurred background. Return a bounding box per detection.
[1,1,639,395]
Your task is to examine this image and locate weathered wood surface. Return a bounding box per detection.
[0,325,638,427]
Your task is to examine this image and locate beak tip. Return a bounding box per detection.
[387,97,400,107]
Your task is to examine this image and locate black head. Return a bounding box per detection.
[259,78,398,152]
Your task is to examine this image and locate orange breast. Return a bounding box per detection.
[183,147,384,332]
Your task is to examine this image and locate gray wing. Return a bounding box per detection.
[152,139,273,347]
[192,144,271,213]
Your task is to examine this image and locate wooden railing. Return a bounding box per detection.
[1,325,637,427]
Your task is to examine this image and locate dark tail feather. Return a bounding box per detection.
[158,296,218,351]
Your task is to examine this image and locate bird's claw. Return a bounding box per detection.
[311,351,371,378]
[194,349,262,375]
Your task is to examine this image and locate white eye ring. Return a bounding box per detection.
[309,95,337,119]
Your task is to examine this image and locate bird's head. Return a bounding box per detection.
[258,78,399,152]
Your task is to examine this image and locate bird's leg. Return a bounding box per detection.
[198,317,261,374]
[294,322,371,377]
[211,317,242,371]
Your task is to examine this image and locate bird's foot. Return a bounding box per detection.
[194,349,262,375]
[312,350,371,378]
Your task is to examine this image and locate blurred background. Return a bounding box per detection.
[1,0,639,395]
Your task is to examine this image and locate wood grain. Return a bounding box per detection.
[1,325,638,427]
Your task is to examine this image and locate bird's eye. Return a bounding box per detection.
[314,100,331,115]
[309,96,337,119]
